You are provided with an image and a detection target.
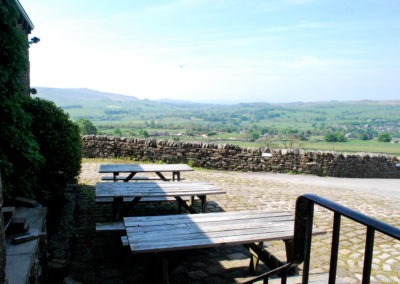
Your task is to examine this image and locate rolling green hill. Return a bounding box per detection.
[35,87,400,155]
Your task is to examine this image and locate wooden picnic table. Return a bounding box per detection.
[95,181,225,220]
[99,163,194,182]
[122,209,325,283]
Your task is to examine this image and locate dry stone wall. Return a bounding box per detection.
[82,135,400,178]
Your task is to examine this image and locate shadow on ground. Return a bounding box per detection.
[47,185,271,283]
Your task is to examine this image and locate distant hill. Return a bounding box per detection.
[35,87,400,108]
[33,87,400,139]
[35,87,139,106]
[33,87,220,121]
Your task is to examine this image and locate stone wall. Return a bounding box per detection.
[0,171,6,284]
[82,135,400,178]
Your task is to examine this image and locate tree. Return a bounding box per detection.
[335,132,346,142]
[1,0,81,209]
[378,132,392,142]
[324,133,337,142]
[139,129,149,138]
[358,132,370,141]
[324,132,346,142]
[23,98,82,204]
[76,118,97,135]
[248,130,260,141]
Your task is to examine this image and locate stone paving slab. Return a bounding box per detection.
[70,160,400,283]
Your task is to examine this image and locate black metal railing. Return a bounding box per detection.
[244,194,400,284]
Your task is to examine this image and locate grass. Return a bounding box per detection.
[301,140,400,156]
[206,139,399,156]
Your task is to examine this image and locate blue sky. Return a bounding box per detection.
[22,0,400,103]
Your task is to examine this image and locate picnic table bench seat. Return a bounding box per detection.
[96,221,125,232]
[95,195,197,203]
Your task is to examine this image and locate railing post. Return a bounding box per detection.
[293,196,314,284]
[362,227,375,284]
[298,194,400,284]
[329,212,341,283]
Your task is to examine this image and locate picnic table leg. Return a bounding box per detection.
[155,172,169,181]
[248,242,263,274]
[174,197,196,213]
[246,243,285,274]
[112,197,123,221]
[198,195,207,213]
[172,171,180,181]
[162,254,169,284]
[284,239,298,275]
[145,254,170,283]
[125,197,142,214]
[113,172,119,182]
[124,172,137,182]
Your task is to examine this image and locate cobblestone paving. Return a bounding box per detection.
[70,160,400,283]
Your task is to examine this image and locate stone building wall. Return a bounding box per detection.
[16,0,35,96]
[0,172,6,284]
[82,135,400,178]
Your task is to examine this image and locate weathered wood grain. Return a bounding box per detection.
[99,164,193,173]
[123,210,324,254]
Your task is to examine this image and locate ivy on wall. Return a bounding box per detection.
[0,0,43,200]
[0,0,82,205]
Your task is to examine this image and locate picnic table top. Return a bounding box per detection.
[123,209,301,254]
[99,163,194,173]
[95,181,225,198]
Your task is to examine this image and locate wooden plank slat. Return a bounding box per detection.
[129,231,296,253]
[101,176,155,181]
[124,210,292,226]
[125,216,294,235]
[123,210,325,254]
[96,222,125,232]
[95,181,225,199]
[96,196,196,203]
[99,164,193,173]
[127,223,294,243]
[96,190,224,198]
[96,182,219,189]
[99,186,221,191]
[121,236,129,246]
[125,216,293,235]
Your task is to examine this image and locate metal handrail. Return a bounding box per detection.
[295,194,400,284]
[244,194,400,284]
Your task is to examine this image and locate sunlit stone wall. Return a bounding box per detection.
[82,135,400,178]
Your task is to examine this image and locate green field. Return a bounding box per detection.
[188,138,400,156]
[36,87,400,156]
